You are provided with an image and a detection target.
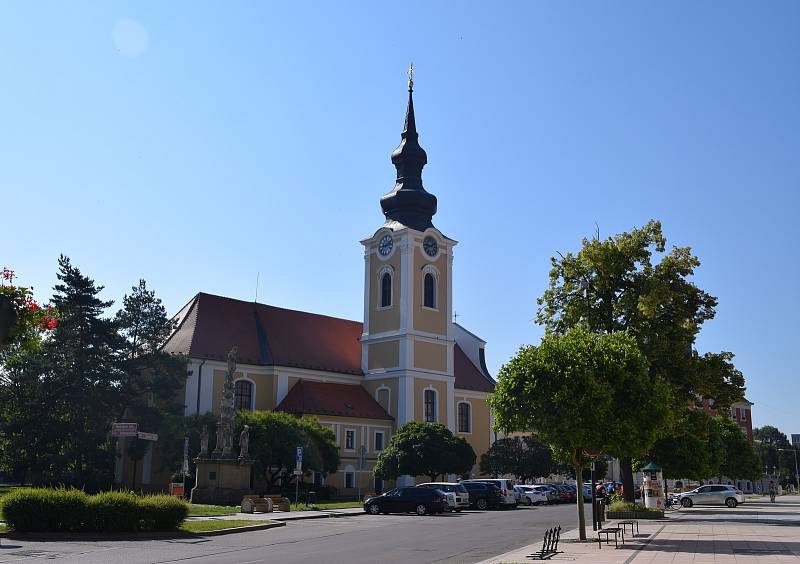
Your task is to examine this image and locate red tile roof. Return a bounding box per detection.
[275,379,393,420]
[162,292,494,391]
[453,344,496,393]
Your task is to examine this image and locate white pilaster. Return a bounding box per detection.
[184,361,198,416]
[446,378,455,432]
[142,443,153,485]
[276,372,289,405]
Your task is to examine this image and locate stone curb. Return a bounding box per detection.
[0,520,286,541]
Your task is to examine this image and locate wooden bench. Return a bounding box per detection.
[267,495,291,512]
[597,526,623,549]
[526,525,562,560]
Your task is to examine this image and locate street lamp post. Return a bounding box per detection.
[579,278,598,531]
[778,448,799,493]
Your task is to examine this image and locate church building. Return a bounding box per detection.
[136,77,496,494]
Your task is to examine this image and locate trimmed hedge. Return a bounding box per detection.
[1,488,188,533]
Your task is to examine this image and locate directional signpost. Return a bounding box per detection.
[111,422,138,437]
[137,431,158,441]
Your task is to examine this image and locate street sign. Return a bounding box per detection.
[137,431,159,441]
[111,422,138,437]
[182,437,189,474]
[293,469,303,476]
[583,449,602,458]
[296,446,303,471]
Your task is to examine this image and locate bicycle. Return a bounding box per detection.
[664,494,682,511]
[769,491,776,503]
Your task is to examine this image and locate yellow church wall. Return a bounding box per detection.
[361,378,399,418]
[369,248,401,333]
[456,394,492,476]
[412,247,448,335]
[413,378,447,423]
[413,340,448,372]
[210,369,275,412]
[367,340,400,370]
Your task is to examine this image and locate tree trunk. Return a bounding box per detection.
[573,454,586,541]
[620,457,635,503]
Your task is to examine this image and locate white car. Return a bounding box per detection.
[676,485,745,508]
[462,479,517,508]
[417,482,470,511]
[515,485,548,506]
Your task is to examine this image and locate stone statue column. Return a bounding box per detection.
[212,346,238,459]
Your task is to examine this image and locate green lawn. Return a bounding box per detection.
[179,519,269,533]
[186,503,240,516]
[0,523,7,533]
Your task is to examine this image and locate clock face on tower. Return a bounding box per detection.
[378,234,394,257]
[423,236,438,257]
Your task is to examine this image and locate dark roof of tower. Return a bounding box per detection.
[161,292,495,392]
[379,78,437,231]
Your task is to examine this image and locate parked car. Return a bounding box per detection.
[460,481,502,510]
[515,485,548,506]
[364,487,446,515]
[462,479,517,508]
[548,484,574,504]
[418,482,470,511]
[534,484,559,504]
[675,485,745,508]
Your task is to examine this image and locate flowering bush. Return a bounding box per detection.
[0,267,58,345]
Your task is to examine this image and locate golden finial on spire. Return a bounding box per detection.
[407,63,414,92]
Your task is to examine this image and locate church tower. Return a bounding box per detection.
[361,69,457,446]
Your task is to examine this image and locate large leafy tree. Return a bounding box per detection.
[374,422,476,482]
[479,436,555,483]
[714,417,761,481]
[489,327,665,540]
[753,425,792,480]
[235,410,339,491]
[115,280,187,483]
[646,410,715,480]
[536,220,745,500]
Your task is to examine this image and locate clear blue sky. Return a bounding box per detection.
[2,1,798,433]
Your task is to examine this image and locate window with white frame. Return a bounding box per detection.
[376,387,390,414]
[423,272,436,309]
[374,431,384,452]
[378,266,393,309]
[741,409,747,421]
[424,389,436,422]
[457,402,471,433]
[234,380,253,411]
[345,429,356,450]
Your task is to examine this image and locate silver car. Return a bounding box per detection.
[676,485,745,508]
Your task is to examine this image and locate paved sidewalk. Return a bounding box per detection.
[478,496,800,563]
[185,506,365,522]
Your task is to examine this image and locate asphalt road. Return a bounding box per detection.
[0,503,579,564]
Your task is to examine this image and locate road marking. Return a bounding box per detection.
[238,560,264,564]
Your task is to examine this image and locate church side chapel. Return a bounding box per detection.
[118,70,496,494]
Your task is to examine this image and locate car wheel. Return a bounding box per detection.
[681,498,693,508]
[525,497,532,506]
[476,498,488,510]
[415,504,428,516]
[445,506,453,513]
[725,498,738,508]
[368,504,381,515]
[455,508,462,512]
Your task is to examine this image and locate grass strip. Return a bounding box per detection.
[186,503,239,516]
[290,501,363,511]
[179,519,267,533]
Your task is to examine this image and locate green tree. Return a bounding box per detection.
[235,411,339,491]
[753,425,791,480]
[374,422,476,482]
[489,327,664,541]
[647,410,714,480]
[479,436,555,483]
[536,220,745,500]
[715,417,761,482]
[40,256,124,488]
[115,280,188,485]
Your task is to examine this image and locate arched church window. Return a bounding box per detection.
[380,272,392,308]
[376,387,390,414]
[423,273,436,309]
[424,389,436,422]
[234,380,253,411]
[458,402,471,433]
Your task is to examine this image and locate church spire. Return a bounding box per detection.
[380,65,438,231]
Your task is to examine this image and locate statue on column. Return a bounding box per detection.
[212,346,238,458]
